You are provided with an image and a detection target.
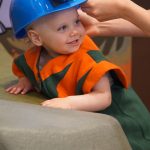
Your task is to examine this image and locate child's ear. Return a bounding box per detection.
[27,30,42,46]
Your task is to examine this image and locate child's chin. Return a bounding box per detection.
[63,47,79,54]
[70,48,79,53]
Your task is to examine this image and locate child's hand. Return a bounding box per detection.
[41,98,72,109]
[5,77,33,95]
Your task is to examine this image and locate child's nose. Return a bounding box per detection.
[70,29,79,37]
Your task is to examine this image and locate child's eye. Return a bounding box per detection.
[75,19,81,25]
[57,25,67,31]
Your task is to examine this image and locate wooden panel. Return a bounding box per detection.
[132,0,150,110]
[132,37,150,111]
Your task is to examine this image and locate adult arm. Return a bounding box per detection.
[79,10,146,37]
[81,0,150,36]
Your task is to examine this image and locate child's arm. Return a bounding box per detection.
[41,74,111,112]
[5,77,33,95]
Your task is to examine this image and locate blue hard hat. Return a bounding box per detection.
[10,0,87,39]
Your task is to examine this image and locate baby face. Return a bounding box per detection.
[33,7,85,57]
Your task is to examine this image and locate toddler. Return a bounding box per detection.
[7,0,150,149]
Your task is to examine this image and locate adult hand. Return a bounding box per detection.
[78,9,101,36]
[81,0,150,36]
[81,0,130,21]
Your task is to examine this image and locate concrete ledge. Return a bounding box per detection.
[0,99,131,150]
[0,35,132,150]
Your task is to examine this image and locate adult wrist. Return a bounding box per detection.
[118,0,133,20]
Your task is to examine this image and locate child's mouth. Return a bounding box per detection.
[67,39,79,45]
